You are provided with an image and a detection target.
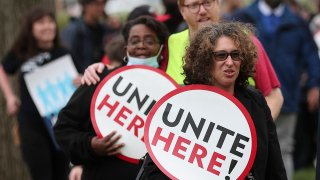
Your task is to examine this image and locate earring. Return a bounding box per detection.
[123,56,128,63]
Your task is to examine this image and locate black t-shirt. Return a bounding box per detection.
[2,47,72,114]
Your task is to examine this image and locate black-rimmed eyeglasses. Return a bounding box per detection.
[182,0,215,14]
[213,50,241,61]
[128,37,160,47]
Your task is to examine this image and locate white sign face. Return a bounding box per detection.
[145,85,257,180]
[24,54,78,124]
[90,65,178,163]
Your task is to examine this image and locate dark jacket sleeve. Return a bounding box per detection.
[264,106,288,179]
[137,154,169,180]
[61,20,79,49]
[1,51,21,74]
[54,83,99,165]
[54,68,112,165]
[247,87,287,180]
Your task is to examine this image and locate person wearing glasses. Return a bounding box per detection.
[53,16,169,180]
[166,0,283,120]
[81,0,283,121]
[137,22,287,180]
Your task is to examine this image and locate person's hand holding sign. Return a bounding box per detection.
[91,131,124,156]
[90,66,178,163]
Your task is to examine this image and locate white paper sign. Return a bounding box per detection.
[90,65,178,163]
[24,54,78,123]
[145,85,257,180]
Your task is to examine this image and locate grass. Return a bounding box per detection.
[294,166,316,180]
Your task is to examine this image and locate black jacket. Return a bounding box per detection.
[54,68,140,180]
[138,87,287,180]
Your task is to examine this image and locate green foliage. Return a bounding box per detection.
[294,166,316,180]
[56,10,70,32]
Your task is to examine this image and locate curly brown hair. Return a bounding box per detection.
[183,22,257,88]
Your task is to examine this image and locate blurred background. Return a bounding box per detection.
[0,0,319,179]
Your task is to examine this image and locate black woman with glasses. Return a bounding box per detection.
[53,16,169,180]
[137,22,287,180]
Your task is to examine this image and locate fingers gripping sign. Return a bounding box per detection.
[91,131,124,156]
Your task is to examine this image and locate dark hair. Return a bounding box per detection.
[79,0,106,6]
[10,7,60,60]
[122,16,169,45]
[183,22,257,88]
[127,5,156,22]
[177,0,185,6]
[105,35,125,63]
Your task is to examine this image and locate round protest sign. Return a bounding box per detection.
[91,65,178,163]
[145,85,257,180]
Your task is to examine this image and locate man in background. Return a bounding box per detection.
[62,0,107,73]
[231,0,320,179]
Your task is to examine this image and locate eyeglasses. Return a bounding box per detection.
[213,50,241,61]
[182,0,215,14]
[128,37,160,47]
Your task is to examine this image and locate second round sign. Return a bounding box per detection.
[145,85,257,180]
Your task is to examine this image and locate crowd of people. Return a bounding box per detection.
[1,0,320,180]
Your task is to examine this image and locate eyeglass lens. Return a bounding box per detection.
[184,0,214,13]
[128,37,159,47]
[213,50,241,61]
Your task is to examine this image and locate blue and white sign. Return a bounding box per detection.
[24,54,78,125]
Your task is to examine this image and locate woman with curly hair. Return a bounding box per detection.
[183,22,257,93]
[137,22,287,180]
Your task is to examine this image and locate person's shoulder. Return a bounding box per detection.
[100,67,111,78]
[168,29,189,47]
[231,4,257,23]
[169,29,189,41]
[54,46,71,53]
[50,46,72,58]
[77,67,113,93]
[97,66,122,83]
[2,51,18,62]
[1,51,20,71]
[283,6,306,25]
[245,86,263,95]
[67,18,83,27]
[63,18,85,33]
[243,86,267,106]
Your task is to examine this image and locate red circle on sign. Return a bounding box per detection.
[145,85,257,179]
[91,65,179,164]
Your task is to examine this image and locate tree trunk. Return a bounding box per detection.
[0,0,55,179]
